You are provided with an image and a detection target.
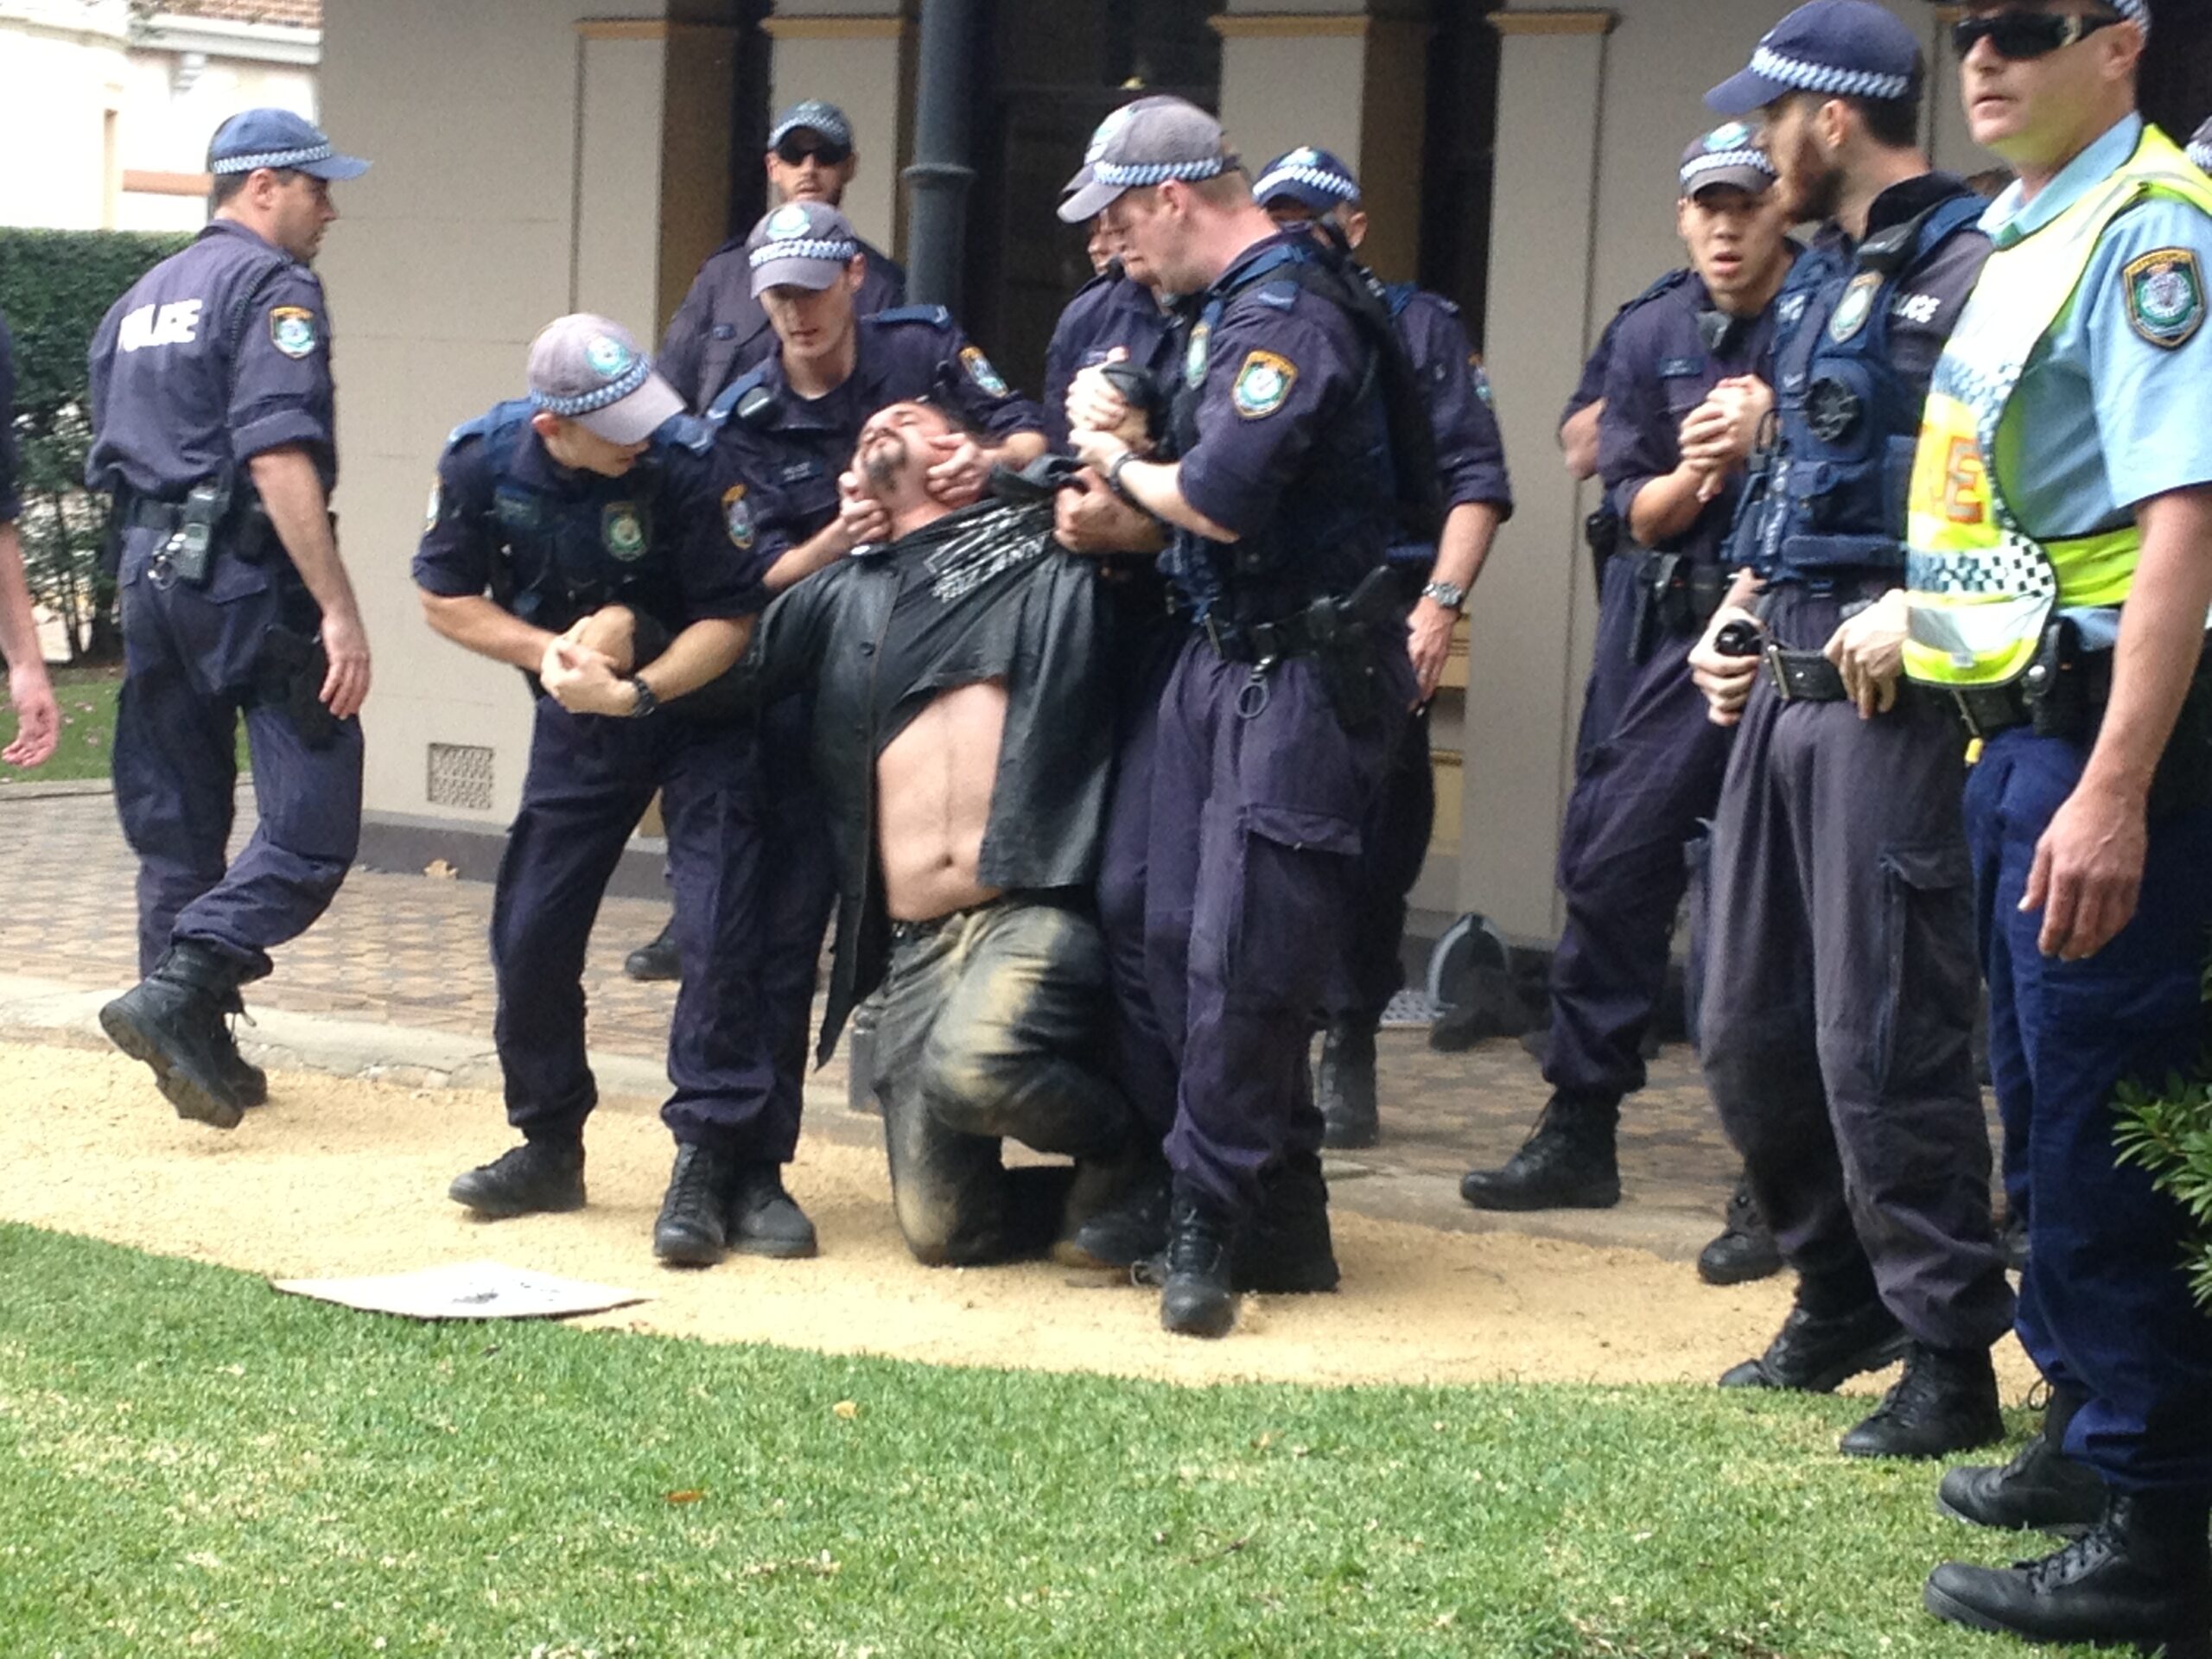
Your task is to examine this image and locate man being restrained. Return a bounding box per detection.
[734,399,1141,1265]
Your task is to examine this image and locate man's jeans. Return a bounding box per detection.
[874,896,1132,1264]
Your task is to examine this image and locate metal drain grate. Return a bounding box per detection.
[425,742,494,811]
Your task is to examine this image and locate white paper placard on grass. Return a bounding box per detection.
[272,1261,648,1321]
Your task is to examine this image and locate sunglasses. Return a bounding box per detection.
[774,137,851,167]
[1950,9,2125,60]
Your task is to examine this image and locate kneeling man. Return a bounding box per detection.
[734,400,1137,1263]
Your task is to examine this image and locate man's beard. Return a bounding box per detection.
[1783,139,1844,226]
[862,433,911,493]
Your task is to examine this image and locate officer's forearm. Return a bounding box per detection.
[1432,502,1503,594]
[248,447,360,625]
[1116,458,1238,542]
[0,524,43,673]
[2081,486,2212,804]
[639,615,751,702]
[1560,404,1604,480]
[419,590,558,671]
[987,430,1047,471]
[766,522,855,594]
[1627,463,1708,549]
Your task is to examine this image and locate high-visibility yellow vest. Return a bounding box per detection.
[1903,126,2212,689]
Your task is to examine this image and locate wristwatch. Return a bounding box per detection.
[626,677,660,718]
[1421,579,1468,613]
[1104,448,1143,506]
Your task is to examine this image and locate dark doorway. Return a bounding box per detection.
[963,0,1223,394]
[1418,0,1504,351]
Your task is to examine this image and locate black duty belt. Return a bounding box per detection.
[1764,643,2114,741]
[1200,610,1333,665]
[122,497,185,534]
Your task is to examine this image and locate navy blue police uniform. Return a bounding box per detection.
[413,405,771,1157]
[1141,227,1415,1220]
[86,217,362,982]
[1700,172,2017,1380]
[1041,265,1178,453]
[702,304,1046,1118]
[1561,275,1683,624]
[659,238,904,415]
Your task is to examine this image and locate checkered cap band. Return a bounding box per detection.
[1681,149,1777,185]
[211,143,334,175]
[1253,160,1358,202]
[1750,43,1912,100]
[2191,139,2212,171]
[1096,155,1231,189]
[2112,0,2150,35]
[749,237,859,270]
[532,354,654,418]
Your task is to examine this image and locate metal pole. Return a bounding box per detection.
[901,0,980,310]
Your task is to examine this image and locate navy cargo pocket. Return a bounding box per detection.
[158,551,277,699]
[1874,841,1977,1095]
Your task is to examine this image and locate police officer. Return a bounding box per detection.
[699,201,1046,1128]
[656,101,906,418]
[1894,4,2212,1647]
[88,110,372,1130]
[1460,130,1792,1294]
[1061,98,1421,1338]
[1249,145,1515,1149]
[1042,200,1180,454]
[421,315,815,1269]
[1685,0,2015,1459]
[0,308,58,770]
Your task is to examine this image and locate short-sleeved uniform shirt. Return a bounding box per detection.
[706,308,1045,565]
[414,412,760,635]
[1597,265,1789,564]
[1561,271,1692,432]
[86,219,337,501]
[658,236,906,415]
[0,311,19,524]
[1391,285,1513,520]
[1980,114,2212,650]
[1041,269,1179,451]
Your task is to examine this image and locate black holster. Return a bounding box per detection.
[1306,566,1402,731]
[1584,505,1620,597]
[256,625,342,749]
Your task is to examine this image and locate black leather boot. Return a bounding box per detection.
[1459,1092,1621,1211]
[1925,1491,2212,1656]
[1317,1020,1380,1149]
[1840,1342,2005,1459]
[1696,1173,1782,1286]
[1055,1154,1171,1271]
[1720,1295,1910,1392]
[653,1143,737,1267]
[448,1138,586,1218]
[99,941,250,1129]
[1236,1152,1339,1294]
[1158,1185,1240,1339]
[726,1161,817,1258]
[624,918,680,983]
[209,986,267,1108]
[1940,1386,2107,1535]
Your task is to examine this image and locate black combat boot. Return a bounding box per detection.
[623,918,680,982]
[726,1160,818,1259]
[1055,1154,1172,1271]
[1840,1342,2005,1459]
[208,986,268,1108]
[1925,1491,2212,1657]
[654,1142,737,1267]
[1940,1386,2107,1535]
[1459,1091,1621,1211]
[1720,1294,1910,1392]
[1696,1173,1782,1286]
[448,1138,586,1218]
[1317,1020,1381,1150]
[99,941,251,1129]
[1236,1152,1340,1293]
[1158,1184,1240,1339]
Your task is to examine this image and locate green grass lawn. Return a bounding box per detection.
[0,664,249,785]
[0,1224,2102,1659]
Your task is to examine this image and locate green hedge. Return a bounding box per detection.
[2116,1059,2212,1313]
[0,226,194,662]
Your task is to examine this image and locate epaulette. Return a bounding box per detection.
[1383,281,1459,321]
[871,303,954,330]
[1251,278,1301,311]
[705,365,773,429]
[1614,266,1694,322]
[446,397,535,449]
[658,412,715,455]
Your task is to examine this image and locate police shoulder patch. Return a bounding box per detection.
[2122,247,2204,350]
[960,345,1009,398]
[1827,272,1882,344]
[269,304,318,359]
[1231,350,1297,420]
[423,475,442,533]
[1185,320,1212,388]
[721,483,755,551]
[604,503,648,562]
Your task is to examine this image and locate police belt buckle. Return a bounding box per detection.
[1761,644,1848,703]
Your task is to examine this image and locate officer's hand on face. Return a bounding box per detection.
[1821,589,1909,719]
[317,608,372,721]
[2024,780,2147,963]
[2,661,59,768]
[836,470,892,548]
[1407,601,1456,704]
[923,434,991,508]
[1052,467,1157,556]
[1688,604,1764,728]
[1067,350,1149,451]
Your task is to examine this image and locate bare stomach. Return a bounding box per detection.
[876,680,1009,923]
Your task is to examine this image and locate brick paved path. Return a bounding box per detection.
[0,783,1784,1258]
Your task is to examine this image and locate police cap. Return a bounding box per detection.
[1706,0,1923,118]
[207,107,370,181]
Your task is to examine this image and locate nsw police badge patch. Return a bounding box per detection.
[604,504,647,562]
[269,305,318,359]
[1231,351,1296,420]
[721,484,755,551]
[423,476,442,532]
[960,346,1009,398]
[1185,321,1211,388]
[1827,272,1882,344]
[2123,248,2204,350]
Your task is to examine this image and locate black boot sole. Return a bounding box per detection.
[729,1232,818,1261]
[1459,1173,1621,1212]
[1160,1285,1237,1338]
[1697,1239,1784,1287]
[1934,1487,2098,1539]
[623,950,681,983]
[653,1230,727,1268]
[1725,1327,1913,1394]
[447,1179,586,1220]
[1920,1579,2207,1656]
[99,998,243,1130]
